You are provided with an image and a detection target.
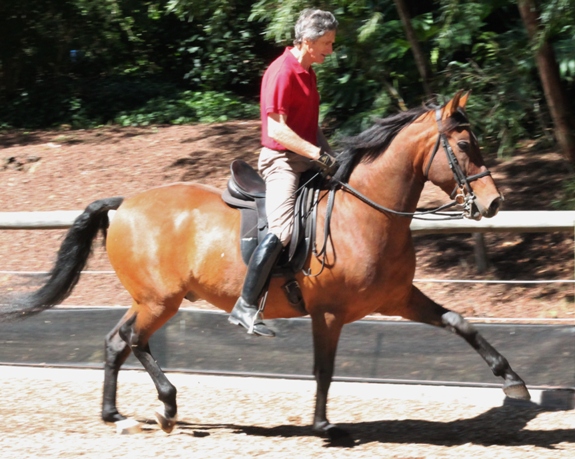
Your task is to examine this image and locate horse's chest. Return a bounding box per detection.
[346,241,415,282]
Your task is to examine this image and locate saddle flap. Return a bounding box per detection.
[230,160,266,199]
[222,160,326,275]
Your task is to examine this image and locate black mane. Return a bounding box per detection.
[334,103,436,182]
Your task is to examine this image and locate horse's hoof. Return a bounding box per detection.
[504,381,531,401]
[116,418,142,435]
[155,408,177,433]
[103,410,127,423]
[313,421,350,440]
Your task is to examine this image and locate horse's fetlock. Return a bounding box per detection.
[158,384,177,405]
[102,408,126,423]
[491,355,510,377]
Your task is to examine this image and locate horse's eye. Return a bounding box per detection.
[457,141,470,152]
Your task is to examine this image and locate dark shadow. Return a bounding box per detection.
[496,157,573,210]
[166,122,261,182]
[0,131,47,148]
[415,231,573,282]
[180,123,259,149]
[168,402,574,449]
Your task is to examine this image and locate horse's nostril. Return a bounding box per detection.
[488,197,501,217]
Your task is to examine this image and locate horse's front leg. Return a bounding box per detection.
[310,311,348,439]
[403,286,530,400]
[441,309,530,399]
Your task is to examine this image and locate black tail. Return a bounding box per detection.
[0,197,124,322]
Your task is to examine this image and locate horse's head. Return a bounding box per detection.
[423,91,502,220]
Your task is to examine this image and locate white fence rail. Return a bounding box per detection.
[410,210,575,234]
[0,210,84,230]
[2,210,575,234]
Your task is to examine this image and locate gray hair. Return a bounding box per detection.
[293,9,338,45]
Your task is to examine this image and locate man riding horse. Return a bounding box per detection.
[228,9,339,337]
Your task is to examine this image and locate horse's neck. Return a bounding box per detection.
[348,143,426,217]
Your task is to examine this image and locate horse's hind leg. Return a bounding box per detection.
[102,316,132,423]
[403,286,530,400]
[118,312,178,433]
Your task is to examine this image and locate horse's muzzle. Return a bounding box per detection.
[469,194,502,220]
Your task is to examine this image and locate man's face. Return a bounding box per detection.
[304,30,336,65]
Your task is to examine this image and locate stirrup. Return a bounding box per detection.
[229,297,275,337]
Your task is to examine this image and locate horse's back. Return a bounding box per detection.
[116,181,226,214]
[106,182,244,311]
[109,182,236,241]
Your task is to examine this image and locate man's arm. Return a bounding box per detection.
[316,127,332,154]
[267,113,321,160]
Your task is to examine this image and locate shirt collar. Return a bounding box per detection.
[285,47,313,74]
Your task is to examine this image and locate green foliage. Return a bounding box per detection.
[1,0,574,158]
[438,26,546,156]
[114,90,259,126]
[552,177,575,210]
[0,77,258,129]
[541,0,575,83]
[249,0,316,44]
[0,0,267,128]
[163,0,271,93]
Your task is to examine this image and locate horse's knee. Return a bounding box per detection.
[441,310,476,336]
[105,331,130,363]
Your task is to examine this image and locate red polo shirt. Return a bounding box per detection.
[260,47,320,150]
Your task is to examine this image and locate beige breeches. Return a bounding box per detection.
[258,147,313,247]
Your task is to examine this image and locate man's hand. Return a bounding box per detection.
[313,151,338,177]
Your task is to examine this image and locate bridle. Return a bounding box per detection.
[333,107,491,220]
[422,108,491,218]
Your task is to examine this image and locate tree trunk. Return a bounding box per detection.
[518,0,575,163]
[393,0,433,99]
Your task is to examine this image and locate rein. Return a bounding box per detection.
[333,180,460,220]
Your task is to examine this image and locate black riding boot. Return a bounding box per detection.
[229,233,283,337]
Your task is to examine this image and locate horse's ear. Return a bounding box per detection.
[441,90,464,119]
[459,91,470,108]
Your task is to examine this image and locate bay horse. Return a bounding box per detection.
[0,92,530,440]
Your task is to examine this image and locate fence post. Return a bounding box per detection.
[473,232,488,273]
